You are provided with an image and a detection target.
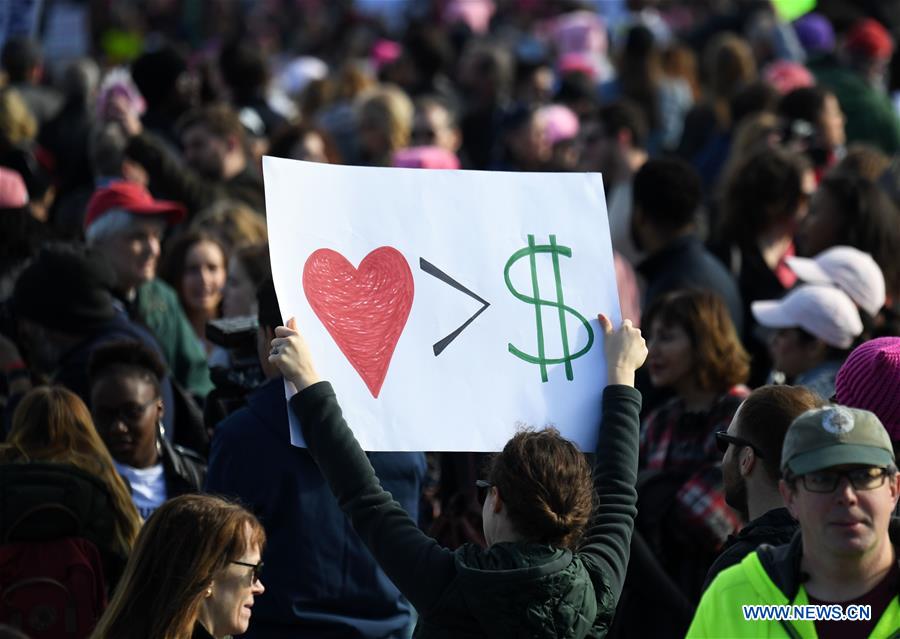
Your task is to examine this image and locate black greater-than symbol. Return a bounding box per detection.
[420,258,490,356]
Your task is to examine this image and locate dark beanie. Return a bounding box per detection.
[13,244,117,335]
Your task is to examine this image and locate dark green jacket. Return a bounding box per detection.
[291,383,642,638]
[134,279,213,398]
[814,65,900,154]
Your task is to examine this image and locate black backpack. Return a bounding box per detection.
[0,463,128,625]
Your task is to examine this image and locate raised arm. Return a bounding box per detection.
[579,315,646,614]
[269,320,457,614]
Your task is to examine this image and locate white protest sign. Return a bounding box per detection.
[264,157,620,452]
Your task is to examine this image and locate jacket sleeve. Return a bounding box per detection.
[125,132,225,215]
[290,381,457,614]
[578,385,642,607]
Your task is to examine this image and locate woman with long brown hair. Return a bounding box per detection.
[91,494,266,639]
[0,386,142,561]
[639,290,750,593]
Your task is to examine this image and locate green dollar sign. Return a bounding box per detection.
[504,234,595,382]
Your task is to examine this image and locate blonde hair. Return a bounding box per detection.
[190,200,268,249]
[0,87,37,146]
[91,495,266,639]
[0,386,142,557]
[357,84,414,154]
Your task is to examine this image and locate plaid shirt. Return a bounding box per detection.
[639,386,749,551]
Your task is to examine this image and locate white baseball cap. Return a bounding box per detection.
[751,284,863,349]
[785,246,886,317]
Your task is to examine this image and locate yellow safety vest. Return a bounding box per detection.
[687,551,900,638]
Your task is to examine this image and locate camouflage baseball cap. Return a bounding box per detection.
[782,406,895,475]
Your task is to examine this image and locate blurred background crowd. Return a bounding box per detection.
[1,0,900,638]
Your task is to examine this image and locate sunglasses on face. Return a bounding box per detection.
[715,431,765,458]
[796,467,891,493]
[475,479,493,506]
[231,559,264,583]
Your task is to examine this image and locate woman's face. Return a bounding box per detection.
[181,240,227,318]
[91,373,162,469]
[202,534,265,637]
[646,319,694,391]
[818,93,846,149]
[222,258,256,318]
[797,187,843,257]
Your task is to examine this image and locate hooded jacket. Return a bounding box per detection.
[290,382,642,638]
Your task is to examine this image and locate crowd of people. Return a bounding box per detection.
[1,0,900,638]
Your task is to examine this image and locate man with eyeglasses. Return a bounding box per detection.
[703,385,825,590]
[688,405,900,637]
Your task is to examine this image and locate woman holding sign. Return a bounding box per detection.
[269,314,647,638]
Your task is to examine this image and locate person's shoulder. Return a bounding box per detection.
[171,443,206,466]
[705,550,768,597]
[138,278,179,302]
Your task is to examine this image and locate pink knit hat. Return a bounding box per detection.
[835,337,900,439]
[392,146,460,170]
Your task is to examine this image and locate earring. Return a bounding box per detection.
[206,587,212,597]
[157,420,164,456]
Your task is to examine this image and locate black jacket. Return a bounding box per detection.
[159,436,206,498]
[702,507,797,592]
[637,235,744,337]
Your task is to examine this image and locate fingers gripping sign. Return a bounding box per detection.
[269,318,322,392]
[598,314,647,387]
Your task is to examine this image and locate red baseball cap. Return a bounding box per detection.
[84,181,187,230]
[844,18,894,61]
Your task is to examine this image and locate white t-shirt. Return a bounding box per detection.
[115,461,167,519]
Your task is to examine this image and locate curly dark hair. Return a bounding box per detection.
[88,340,167,395]
[643,289,750,393]
[487,427,593,550]
[633,157,702,231]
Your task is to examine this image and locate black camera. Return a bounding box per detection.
[204,315,266,429]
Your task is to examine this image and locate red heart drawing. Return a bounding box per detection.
[303,247,414,398]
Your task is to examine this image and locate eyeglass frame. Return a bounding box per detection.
[788,467,893,494]
[230,559,264,583]
[715,431,766,459]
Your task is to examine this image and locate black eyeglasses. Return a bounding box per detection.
[475,479,493,505]
[796,467,891,493]
[715,431,765,459]
[231,560,264,583]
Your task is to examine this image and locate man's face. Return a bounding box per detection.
[781,465,900,560]
[98,218,164,292]
[182,124,228,180]
[722,405,750,520]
